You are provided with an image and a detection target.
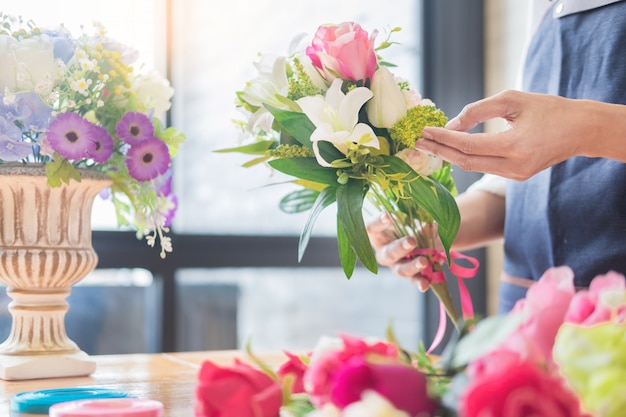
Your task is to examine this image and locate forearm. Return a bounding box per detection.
[577,99,626,163]
[452,189,505,252]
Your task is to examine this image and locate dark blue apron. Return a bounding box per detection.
[499,1,626,312]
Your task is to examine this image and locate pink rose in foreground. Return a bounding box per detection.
[564,270,626,325]
[277,351,309,394]
[461,353,587,417]
[304,334,400,407]
[502,266,575,367]
[306,21,377,83]
[331,356,438,416]
[195,359,282,417]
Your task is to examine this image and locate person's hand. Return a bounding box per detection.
[366,212,439,292]
[415,90,587,181]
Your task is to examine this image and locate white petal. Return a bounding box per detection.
[337,86,373,130]
[324,78,345,109]
[347,123,379,149]
[297,95,329,127]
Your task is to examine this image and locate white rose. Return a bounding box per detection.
[395,148,443,176]
[12,35,59,96]
[0,35,18,91]
[133,70,174,116]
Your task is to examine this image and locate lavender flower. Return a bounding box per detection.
[115,111,155,145]
[89,125,115,163]
[125,137,170,181]
[47,113,97,160]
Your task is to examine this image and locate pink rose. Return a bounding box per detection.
[195,359,282,417]
[303,334,399,407]
[502,266,575,366]
[277,351,309,394]
[461,353,587,417]
[564,270,626,325]
[331,356,438,416]
[306,22,377,83]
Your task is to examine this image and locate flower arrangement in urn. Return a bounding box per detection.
[221,21,476,331]
[0,12,185,257]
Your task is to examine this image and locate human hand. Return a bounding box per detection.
[415,90,586,181]
[366,212,441,292]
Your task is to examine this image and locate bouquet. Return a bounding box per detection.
[195,266,625,417]
[220,21,473,329]
[0,13,185,257]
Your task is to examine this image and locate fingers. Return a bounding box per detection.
[445,90,521,132]
[366,212,434,292]
[366,212,396,248]
[419,127,506,158]
[390,257,432,292]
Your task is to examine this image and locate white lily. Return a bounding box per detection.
[366,66,407,129]
[241,54,289,109]
[297,78,378,167]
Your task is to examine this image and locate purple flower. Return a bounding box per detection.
[0,134,32,161]
[125,137,170,181]
[47,113,97,160]
[89,125,115,163]
[154,169,177,226]
[115,111,154,145]
[0,115,23,141]
[0,92,52,132]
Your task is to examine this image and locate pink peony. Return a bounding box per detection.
[461,353,587,417]
[303,334,399,407]
[564,270,626,325]
[330,356,438,416]
[306,22,377,83]
[195,359,282,417]
[501,266,576,367]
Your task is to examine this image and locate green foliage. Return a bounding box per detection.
[265,105,316,148]
[336,179,378,276]
[298,187,336,262]
[45,154,82,187]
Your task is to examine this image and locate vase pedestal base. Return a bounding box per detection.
[0,351,96,381]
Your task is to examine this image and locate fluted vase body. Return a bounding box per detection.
[0,164,110,379]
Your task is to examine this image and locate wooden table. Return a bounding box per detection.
[0,350,289,416]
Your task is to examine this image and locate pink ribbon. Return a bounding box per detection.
[410,249,480,353]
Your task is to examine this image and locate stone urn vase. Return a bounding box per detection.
[0,163,110,380]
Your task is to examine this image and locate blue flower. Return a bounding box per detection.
[41,29,75,63]
[0,93,52,132]
[0,134,32,161]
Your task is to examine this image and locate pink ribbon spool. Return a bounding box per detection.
[49,398,164,417]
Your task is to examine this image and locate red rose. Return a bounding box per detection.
[461,356,586,417]
[277,351,309,394]
[195,359,282,417]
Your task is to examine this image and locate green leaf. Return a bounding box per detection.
[381,155,460,259]
[268,158,338,185]
[241,154,271,168]
[279,188,321,214]
[45,155,82,187]
[337,214,357,278]
[450,313,524,369]
[317,140,345,164]
[214,140,276,155]
[265,105,315,148]
[298,186,337,262]
[336,180,378,274]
